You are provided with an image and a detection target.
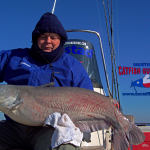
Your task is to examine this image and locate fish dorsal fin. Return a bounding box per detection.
[40,82,55,87]
[74,120,111,133]
[110,99,118,104]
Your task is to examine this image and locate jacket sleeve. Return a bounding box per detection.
[72,61,93,90]
[0,50,11,82]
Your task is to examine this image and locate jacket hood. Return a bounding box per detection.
[30,12,68,64]
[32,12,68,44]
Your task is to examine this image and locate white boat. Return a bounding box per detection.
[64,36,112,150]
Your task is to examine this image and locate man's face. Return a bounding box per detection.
[37,32,61,52]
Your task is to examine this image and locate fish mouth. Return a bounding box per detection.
[7,99,24,110]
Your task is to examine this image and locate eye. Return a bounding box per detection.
[51,36,57,40]
[40,36,46,38]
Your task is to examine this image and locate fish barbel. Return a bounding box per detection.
[0,84,145,150]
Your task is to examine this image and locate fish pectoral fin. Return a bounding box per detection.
[75,120,111,133]
[7,99,24,110]
[40,82,55,87]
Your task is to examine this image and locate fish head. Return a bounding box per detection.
[0,84,19,110]
[131,79,144,88]
[0,84,8,99]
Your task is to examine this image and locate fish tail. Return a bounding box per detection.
[128,122,145,145]
[113,122,145,150]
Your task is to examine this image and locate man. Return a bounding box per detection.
[0,12,93,150]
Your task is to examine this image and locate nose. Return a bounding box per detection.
[45,36,52,43]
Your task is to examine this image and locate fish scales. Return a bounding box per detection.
[0,85,135,129]
[0,85,134,129]
[0,84,145,150]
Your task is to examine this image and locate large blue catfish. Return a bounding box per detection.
[0,84,145,150]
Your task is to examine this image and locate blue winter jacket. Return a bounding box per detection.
[0,48,93,89]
